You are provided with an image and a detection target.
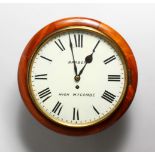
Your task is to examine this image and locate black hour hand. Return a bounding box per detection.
[78,40,100,77]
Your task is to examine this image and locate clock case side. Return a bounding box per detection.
[18,17,138,136]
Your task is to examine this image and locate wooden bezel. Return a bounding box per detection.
[18,17,138,136]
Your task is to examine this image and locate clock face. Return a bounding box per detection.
[28,27,127,127]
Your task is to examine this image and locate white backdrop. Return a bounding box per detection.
[0,3,155,152]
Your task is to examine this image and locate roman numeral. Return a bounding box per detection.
[38,87,51,102]
[40,55,52,62]
[104,55,116,64]
[55,39,65,51]
[108,75,121,82]
[93,105,100,115]
[101,90,116,103]
[73,108,79,120]
[74,34,83,48]
[35,74,47,80]
[52,101,63,115]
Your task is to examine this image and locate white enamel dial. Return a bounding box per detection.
[29,27,127,127]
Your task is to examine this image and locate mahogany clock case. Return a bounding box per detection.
[18,17,138,136]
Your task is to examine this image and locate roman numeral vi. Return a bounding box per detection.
[73,108,79,120]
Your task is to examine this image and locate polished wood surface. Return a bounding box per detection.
[18,17,138,136]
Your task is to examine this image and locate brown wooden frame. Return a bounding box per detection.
[18,17,138,136]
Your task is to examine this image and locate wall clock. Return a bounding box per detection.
[18,17,138,136]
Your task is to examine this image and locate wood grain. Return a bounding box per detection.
[18,17,138,136]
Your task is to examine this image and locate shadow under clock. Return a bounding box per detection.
[18,101,130,152]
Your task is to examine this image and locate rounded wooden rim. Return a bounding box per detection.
[18,17,138,136]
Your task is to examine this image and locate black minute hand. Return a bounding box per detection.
[69,33,78,76]
[78,40,100,77]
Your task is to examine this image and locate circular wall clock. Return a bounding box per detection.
[18,17,138,136]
